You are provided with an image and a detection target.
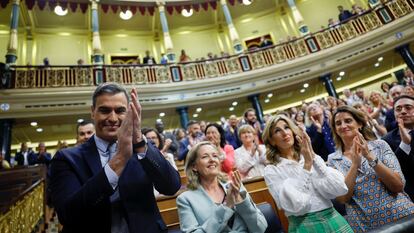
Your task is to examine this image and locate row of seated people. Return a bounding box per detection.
[6,80,414,232]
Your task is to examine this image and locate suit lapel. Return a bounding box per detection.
[83,137,102,176]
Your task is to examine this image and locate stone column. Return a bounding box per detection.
[91,0,103,65]
[176,106,189,129]
[320,73,338,99]
[396,44,414,72]
[158,2,175,62]
[220,0,243,54]
[0,119,13,163]
[248,94,264,125]
[5,0,20,64]
[287,0,309,36]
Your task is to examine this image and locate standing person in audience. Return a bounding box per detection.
[384,85,404,131]
[368,90,390,125]
[35,142,52,166]
[178,120,204,161]
[179,49,191,63]
[143,50,156,65]
[176,141,267,233]
[142,127,177,170]
[343,88,359,105]
[383,95,414,200]
[403,85,414,97]
[15,142,36,166]
[234,125,266,179]
[155,120,179,157]
[243,108,263,144]
[404,68,414,86]
[328,106,414,232]
[205,123,235,175]
[263,115,352,233]
[326,96,338,114]
[75,120,95,146]
[225,115,241,149]
[338,5,354,22]
[160,53,168,65]
[174,128,186,142]
[353,102,387,138]
[305,102,335,161]
[49,83,180,233]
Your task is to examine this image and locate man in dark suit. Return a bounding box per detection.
[143,50,156,65]
[178,120,204,161]
[15,142,36,166]
[34,142,51,166]
[50,83,181,233]
[383,95,414,200]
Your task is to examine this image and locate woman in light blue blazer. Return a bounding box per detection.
[176,141,267,233]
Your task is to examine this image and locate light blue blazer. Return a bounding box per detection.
[176,182,267,233]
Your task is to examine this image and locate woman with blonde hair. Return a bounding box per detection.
[234,124,267,179]
[263,115,352,233]
[328,106,414,232]
[176,141,267,233]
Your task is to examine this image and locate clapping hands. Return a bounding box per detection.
[226,170,243,208]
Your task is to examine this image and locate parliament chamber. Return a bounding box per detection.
[1,0,414,232]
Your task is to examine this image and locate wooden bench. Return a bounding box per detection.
[156,176,289,232]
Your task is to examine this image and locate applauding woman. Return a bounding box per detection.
[327,106,414,232]
[263,115,352,233]
[176,141,267,233]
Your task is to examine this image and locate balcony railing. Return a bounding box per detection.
[2,0,413,89]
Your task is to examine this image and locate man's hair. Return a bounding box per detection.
[393,95,414,108]
[76,120,94,134]
[92,82,129,107]
[186,120,199,129]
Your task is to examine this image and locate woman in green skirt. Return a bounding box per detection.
[263,115,353,233]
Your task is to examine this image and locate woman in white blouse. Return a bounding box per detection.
[234,125,267,179]
[263,115,353,233]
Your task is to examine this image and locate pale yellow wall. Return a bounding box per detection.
[170,29,222,60]
[296,0,353,32]
[101,35,153,64]
[34,34,89,65]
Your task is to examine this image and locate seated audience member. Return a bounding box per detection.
[160,53,168,64]
[338,5,354,22]
[76,120,95,146]
[199,120,207,133]
[15,142,36,166]
[176,141,267,233]
[178,120,204,161]
[49,83,180,233]
[353,102,387,138]
[343,88,359,105]
[173,128,186,142]
[77,59,84,66]
[327,18,340,28]
[328,106,414,232]
[305,102,335,161]
[263,115,352,233]
[383,95,414,200]
[259,36,273,48]
[234,125,266,179]
[205,123,235,175]
[57,140,69,150]
[326,96,338,113]
[351,4,365,15]
[142,127,177,170]
[0,152,11,169]
[384,85,404,131]
[35,142,52,166]
[224,115,241,149]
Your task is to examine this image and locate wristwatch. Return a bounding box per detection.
[133,135,147,150]
[368,156,379,168]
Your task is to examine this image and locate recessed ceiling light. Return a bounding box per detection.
[229,107,234,111]
[300,89,306,93]
[36,128,43,132]
[267,93,273,98]
[77,119,84,123]
[196,107,202,112]
[181,8,193,17]
[303,83,309,88]
[242,0,253,5]
[232,101,238,106]
[54,5,68,16]
[339,71,345,76]
[378,57,383,62]
[159,112,165,117]
[193,113,198,118]
[374,62,380,67]
[120,10,133,20]
[30,122,38,127]
[336,77,342,81]
[156,118,162,122]
[264,99,270,103]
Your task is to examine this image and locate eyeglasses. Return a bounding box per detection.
[395,104,414,113]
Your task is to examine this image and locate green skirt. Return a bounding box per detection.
[288,207,353,233]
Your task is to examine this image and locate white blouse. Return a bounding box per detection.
[264,154,348,216]
[234,145,267,178]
